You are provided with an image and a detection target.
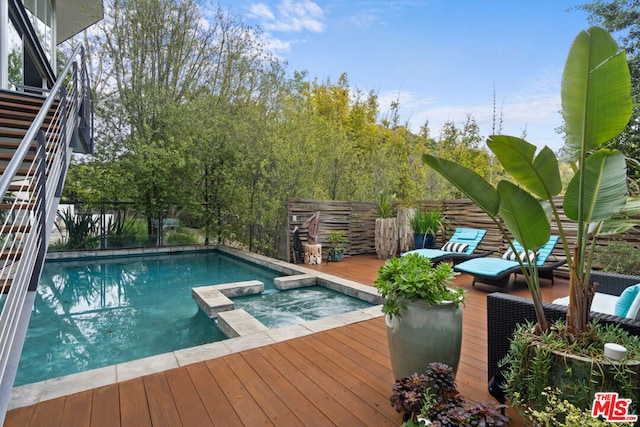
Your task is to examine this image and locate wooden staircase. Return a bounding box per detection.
[0,90,59,294]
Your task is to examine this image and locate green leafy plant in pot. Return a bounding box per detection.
[375,253,466,379]
[327,230,348,262]
[410,208,446,249]
[423,26,640,416]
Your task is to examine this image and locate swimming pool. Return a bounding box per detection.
[13,250,373,386]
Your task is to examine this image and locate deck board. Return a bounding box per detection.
[89,384,120,427]
[240,349,331,426]
[184,363,241,427]
[224,352,301,426]
[119,378,152,427]
[164,369,213,427]
[206,358,273,426]
[143,374,183,427]
[60,391,92,427]
[4,254,571,426]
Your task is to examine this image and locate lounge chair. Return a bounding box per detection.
[402,228,492,265]
[454,236,566,291]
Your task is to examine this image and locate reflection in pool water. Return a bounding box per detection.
[14,251,372,386]
[17,251,273,385]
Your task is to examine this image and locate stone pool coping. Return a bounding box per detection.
[8,245,383,410]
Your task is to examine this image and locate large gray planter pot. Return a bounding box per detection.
[385,299,463,379]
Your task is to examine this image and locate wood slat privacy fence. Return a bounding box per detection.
[287,198,640,271]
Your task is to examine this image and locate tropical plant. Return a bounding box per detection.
[409,208,445,236]
[423,26,640,338]
[374,253,465,318]
[390,362,509,427]
[104,209,139,247]
[376,191,395,218]
[54,207,99,249]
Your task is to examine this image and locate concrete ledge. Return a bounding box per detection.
[192,288,234,318]
[213,280,264,297]
[274,274,317,290]
[218,309,269,338]
[192,280,264,318]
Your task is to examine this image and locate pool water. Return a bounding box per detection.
[13,251,372,386]
[234,286,372,328]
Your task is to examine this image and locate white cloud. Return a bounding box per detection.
[248,0,325,33]
[263,34,295,53]
[249,3,276,21]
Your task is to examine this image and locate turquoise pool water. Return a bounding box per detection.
[13,251,372,386]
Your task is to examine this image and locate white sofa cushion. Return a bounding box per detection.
[553,293,620,316]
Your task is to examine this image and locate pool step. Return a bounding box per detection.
[217,309,269,338]
[191,288,234,319]
[192,280,265,318]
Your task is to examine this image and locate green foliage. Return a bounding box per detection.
[594,240,640,275]
[409,208,445,235]
[376,192,395,218]
[573,1,640,185]
[374,253,464,318]
[8,48,22,88]
[503,321,640,416]
[54,208,99,250]
[327,230,348,251]
[424,26,640,336]
[518,387,634,427]
[164,227,200,245]
[104,209,140,247]
[64,0,509,259]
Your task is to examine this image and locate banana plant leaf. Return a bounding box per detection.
[562,26,632,153]
[590,196,640,235]
[487,135,562,199]
[422,154,499,216]
[497,181,551,251]
[563,149,628,223]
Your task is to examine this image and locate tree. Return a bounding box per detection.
[86,0,218,241]
[425,115,498,199]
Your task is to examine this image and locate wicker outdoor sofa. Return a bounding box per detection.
[486,271,640,383]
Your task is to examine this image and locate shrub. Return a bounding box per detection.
[594,240,640,275]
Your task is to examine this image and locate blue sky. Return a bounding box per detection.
[217,1,595,152]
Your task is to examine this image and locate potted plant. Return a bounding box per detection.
[374,253,466,379]
[375,191,398,259]
[390,362,509,426]
[423,26,640,418]
[410,208,445,249]
[327,230,348,262]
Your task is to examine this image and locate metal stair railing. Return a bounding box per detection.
[0,44,93,422]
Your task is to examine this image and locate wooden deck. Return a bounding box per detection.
[4,254,570,426]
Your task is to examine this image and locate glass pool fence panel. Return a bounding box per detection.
[49,201,207,251]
